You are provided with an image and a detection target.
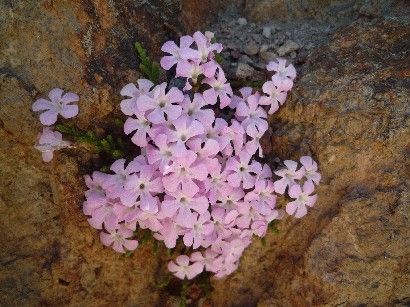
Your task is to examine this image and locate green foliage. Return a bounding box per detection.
[179,280,189,307]
[55,123,125,159]
[124,251,133,258]
[135,42,160,84]
[268,220,280,234]
[155,274,172,289]
[214,53,223,64]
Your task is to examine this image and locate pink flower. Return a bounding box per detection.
[259,80,288,114]
[216,187,245,211]
[120,79,154,116]
[100,225,138,253]
[273,160,305,194]
[124,110,151,146]
[168,115,204,157]
[245,125,264,157]
[193,31,222,63]
[225,150,262,189]
[245,180,276,215]
[190,250,223,273]
[187,138,219,168]
[202,68,233,108]
[122,165,163,211]
[286,181,317,218]
[104,158,144,198]
[230,87,253,109]
[84,171,109,207]
[84,198,124,230]
[146,134,173,172]
[125,208,163,232]
[236,202,261,229]
[201,117,230,151]
[161,185,209,227]
[160,35,199,70]
[300,156,321,185]
[181,93,215,125]
[154,218,182,248]
[167,255,203,280]
[222,119,246,156]
[204,160,229,205]
[32,88,79,126]
[208,207,237,241]
[176,60,208,84]
[182,212,214,249]
[218,238,249,264]
[34,127,71,162]
[236,93,268,134]
[267,58,296,91]
[251,220,269,237]
[162,151,208,194]
[137,83,183,124]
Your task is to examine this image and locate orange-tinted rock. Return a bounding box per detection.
[211,19,410,306]
[0,0,409,306]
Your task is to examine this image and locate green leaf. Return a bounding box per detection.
[100,165,110,172]
[124,251,133,258]
[135,41,160,84]
[215,53,223,64]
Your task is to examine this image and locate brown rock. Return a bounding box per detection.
[277,40,300,56]
[1,1,409,307]
[235,63,255,79]
[0,0,234,305]
[211,19,410,306]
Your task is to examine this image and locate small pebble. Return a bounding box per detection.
[235,63,255,79]
[262,26,272,38]
[259,51,277,63]
[238,17,247,26]
[238,54,253,64]
[244,40,259,56]
[277,40,300,56]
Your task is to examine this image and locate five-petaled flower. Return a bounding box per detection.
[32,88,79,125]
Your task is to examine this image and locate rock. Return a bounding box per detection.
[277,40,300,56]
[244,40,259,56]
[237,17,247,26]
[262,26,272,38]
[1,0,409,306]
[235,63,256,79]
[251,33,263,44]
[244,0,397,23]
[260,44,269,53]
[359,2,381,18]
[211,18,410,306]
[259,51,277,63]
[238,54,253,64]
[274,33,286,46]
[230,49,242,60]
[0,1,234,306]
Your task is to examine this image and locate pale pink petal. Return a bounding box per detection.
[60,104,79,118]
[39,110,58,125]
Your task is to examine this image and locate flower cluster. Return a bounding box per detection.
[81,31,321,280]
[32,88,79,161]
[31,31,320,280]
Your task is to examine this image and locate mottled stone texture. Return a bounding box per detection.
[211,19,410,307]
[244,0,396,23]
[0,1,409,306]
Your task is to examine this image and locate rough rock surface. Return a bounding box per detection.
[1,1,409,307]
[0,1,232,306]
[211,17,410,307]
[244,0,396,23]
